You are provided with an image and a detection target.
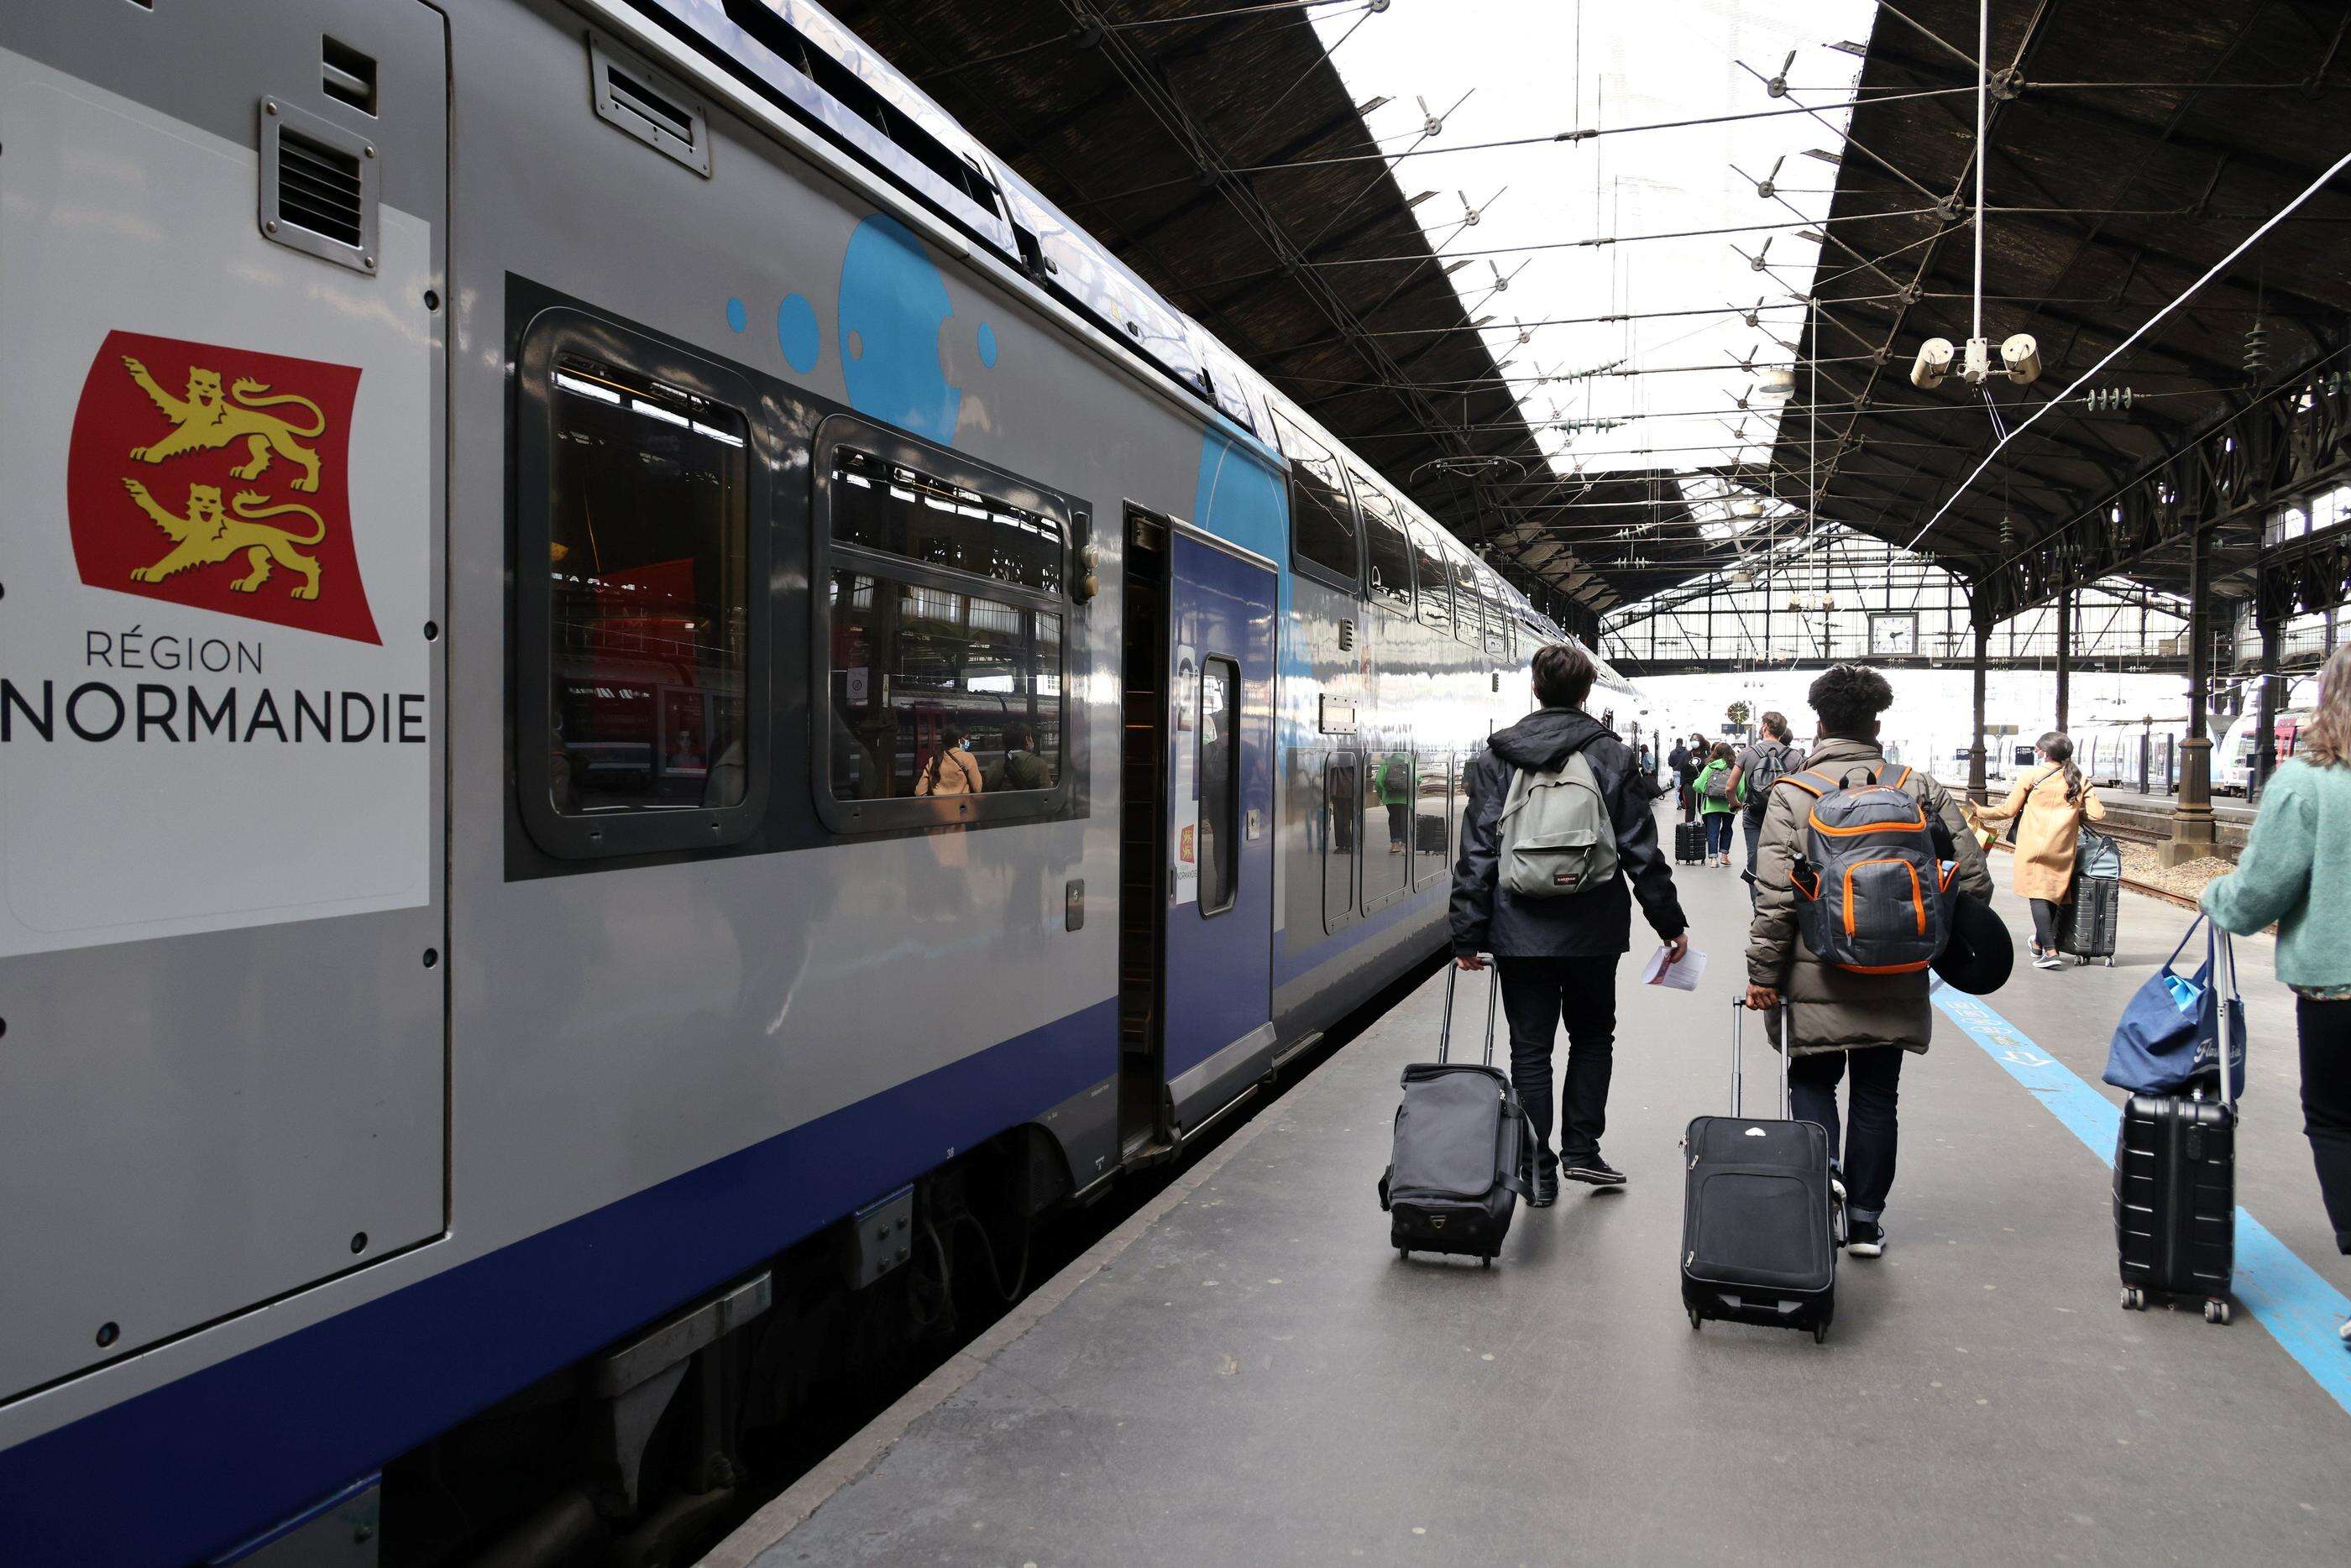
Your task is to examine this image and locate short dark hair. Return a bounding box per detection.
[1807,663,1894,739]
[1761,710,1790,741]
[1532,642,1595,709]
[1004,722,1032,750]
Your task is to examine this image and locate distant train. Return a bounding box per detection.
[2071,678,2317,798]
[0,4,1642,1564]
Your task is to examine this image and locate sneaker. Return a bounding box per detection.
[1561,1154,1627,1188]
[1848,1217,1887,1257]
[2034,953,2062,970]
[2339,1315,2349,1346]
[1530,1162,1559,1208]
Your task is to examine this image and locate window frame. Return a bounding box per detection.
[1196,655,1242,918]
[515,307,774,861]
[1273,412,1363,596]
[809,414,1077,838]
[1409,518,1454,634]
[1322,750,1363,934]
[1348,471,1416,618]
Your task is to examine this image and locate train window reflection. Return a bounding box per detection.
[1413,753,1448,888]
[830,447,1064,593]
[1197,658,1239,915]
[1322,752,1359,932]
[1352,477,1415,616]
[1275,416,1358,587]
[1365,748,1411,905]
[546,354,748,817]
[1409,520,1453,633]
[827,571,1063,802]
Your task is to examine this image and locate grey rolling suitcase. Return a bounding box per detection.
[1681,1000,1839,1341]
[2061,828,2121,966]
[1379,964,1530,1267]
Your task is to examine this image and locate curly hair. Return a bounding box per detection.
[2303,645,2351,768]
[1807,662,1895,739]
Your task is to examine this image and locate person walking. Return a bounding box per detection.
[1668,737,1694,821]
[1729,711,1801,898]
[1970,731,2106,970]
[914,726,982,796]
[1694,741,1739,866]
[1453,642,1689,1204]
[2201,645,2351,1346]
[1745,664,1994,1257]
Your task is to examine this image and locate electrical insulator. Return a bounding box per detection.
[2000,333,2042,384]
[2244,322,2270,382]
[1910,337,1954,389]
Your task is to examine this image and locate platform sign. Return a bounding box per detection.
[0,50,432,957]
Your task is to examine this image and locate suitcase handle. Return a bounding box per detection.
[1730,995,1792,1119]
[1440,961,1501,1068]
[2210,928,2241,1116]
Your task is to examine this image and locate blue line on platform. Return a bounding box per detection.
[1931,984,2351,1419]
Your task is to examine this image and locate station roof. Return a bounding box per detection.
[1779,0,2351,603]
[819,0,1600,614]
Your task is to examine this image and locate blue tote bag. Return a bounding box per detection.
[2102,916,2246,1097]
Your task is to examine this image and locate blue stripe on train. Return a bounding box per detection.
[0,999,1118,1568]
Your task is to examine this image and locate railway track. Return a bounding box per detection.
[1985,835,2206,912]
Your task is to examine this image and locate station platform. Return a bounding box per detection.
[705,812,2351,1568]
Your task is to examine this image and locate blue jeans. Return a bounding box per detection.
[1789,1046,1904,1218]
[1741,812,1763,902]
[1703,812,1735,855]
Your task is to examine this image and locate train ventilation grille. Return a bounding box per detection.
[1338,618,1355,653]
[259,97,379,274]
[591,37,712,177]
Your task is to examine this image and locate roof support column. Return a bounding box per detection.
[2159,526,2216,867]
[2253,605,2282,802]
[2053,583,2073,735]
[1968,609,1991,806]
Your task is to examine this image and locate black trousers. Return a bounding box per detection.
[2029,897,2060,950]
[2298,996,2351,1255]
[1788,1045,1905,1218]
[1496,956,1620,1166]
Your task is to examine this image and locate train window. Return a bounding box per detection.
[1275,415,1359,590]
[1409,520,1453,633]
[1352,475,1415,616]
[1413,752,1449,888]
[521,345,767,859]
[1322,753,1359,933]
[1364,747,1411,906]
[825,572,1062,802]
[831,447,1063,593]
[1478,569,1510,658]
[1197,658,1240,916]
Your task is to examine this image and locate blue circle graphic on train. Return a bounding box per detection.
[838,213,962,443]
[777,292,820,373]
[725,296,747,333]
[976,321,999,368]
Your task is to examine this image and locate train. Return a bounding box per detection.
[0,3,1642,1562]
[2071,677,2318,798]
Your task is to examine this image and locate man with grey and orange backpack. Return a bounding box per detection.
[1744,664,1992,1257]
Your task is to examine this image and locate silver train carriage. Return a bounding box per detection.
[0,2,1641,1562]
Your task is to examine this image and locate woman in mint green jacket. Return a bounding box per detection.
[2202,645,2351,1345]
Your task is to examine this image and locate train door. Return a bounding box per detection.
[0,0,448,1398]
[1115,510,1278,1155]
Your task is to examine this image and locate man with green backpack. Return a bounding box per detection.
[1452,643,1689,1204]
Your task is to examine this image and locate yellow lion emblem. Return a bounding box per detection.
[120,355,327,492]
[121,479,327,599]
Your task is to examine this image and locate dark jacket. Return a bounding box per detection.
[1450,708,1687,958]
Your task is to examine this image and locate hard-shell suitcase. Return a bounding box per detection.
[1682,1000,1838,1341]
[2116,934,2240,1323]
[1379,964,1530,1267]
[2060,829,2121,965]
[1674,819,1705,865]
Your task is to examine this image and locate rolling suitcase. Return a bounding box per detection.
[2060,829,2121,966]
[1674,819,1705,865]
[1682,1000,1837,1341]
[1379,964,1530,1267]
[2115,933,2240,1323]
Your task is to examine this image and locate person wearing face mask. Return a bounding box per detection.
[1969,730,2106,971]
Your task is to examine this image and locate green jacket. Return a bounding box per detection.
[1694,759,1736,815]
[2202,757,2351,989]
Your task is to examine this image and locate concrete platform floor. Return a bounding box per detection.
[709,807,2351,1568]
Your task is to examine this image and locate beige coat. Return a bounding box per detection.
[916,745,982,797]
[1745,738,1995,1056]
[1972,765,2105,902]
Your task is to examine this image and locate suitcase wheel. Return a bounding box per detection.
[2203,1298,2233,1325]
[1812,1325,1829,1345]
[2120,1286,2146,1311]
[1397,1247,1409,1261]
[1688,1309,1702,1331]
[1481,1255,1494,1270]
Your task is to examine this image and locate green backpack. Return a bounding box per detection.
[1497,749,1619,898]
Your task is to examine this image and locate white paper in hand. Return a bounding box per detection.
[1640,944,1708,990]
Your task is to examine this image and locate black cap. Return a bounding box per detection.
[1934,894,2014,995]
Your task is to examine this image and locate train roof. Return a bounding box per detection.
[621,0,1566,643]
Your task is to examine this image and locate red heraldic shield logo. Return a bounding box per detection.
[65,329,380,644]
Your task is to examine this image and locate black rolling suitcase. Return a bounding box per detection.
[1379,964,1530,1267]
[2060,829,2121,966]
[2115,935,2241,1324]
[1682,1000,1837,1341]
[1674,819,1705,865]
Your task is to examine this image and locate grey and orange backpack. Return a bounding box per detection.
[1780,762,1958,975]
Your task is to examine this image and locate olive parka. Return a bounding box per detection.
[1745,736,1996,1055]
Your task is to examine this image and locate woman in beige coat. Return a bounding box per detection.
[1970,731,2105,970]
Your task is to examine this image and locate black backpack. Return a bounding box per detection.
[1742,740,1797,822]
